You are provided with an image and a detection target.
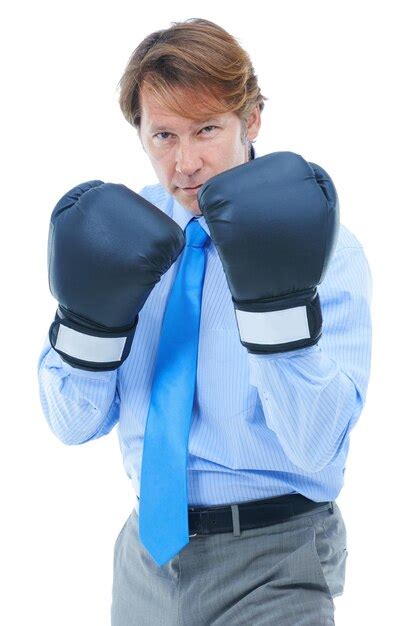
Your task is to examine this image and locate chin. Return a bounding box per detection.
[189,205,202,216]
[177,194,201,216]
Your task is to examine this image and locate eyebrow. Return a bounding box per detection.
[149,118,220,133]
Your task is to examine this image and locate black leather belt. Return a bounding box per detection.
[187,494,333,537]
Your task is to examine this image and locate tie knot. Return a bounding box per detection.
[185,218,210,248]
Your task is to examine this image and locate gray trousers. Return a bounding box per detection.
[111,500,347,625]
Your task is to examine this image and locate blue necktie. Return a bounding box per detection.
[139,217,210,567]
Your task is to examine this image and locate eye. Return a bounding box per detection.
[200,125,217,134]
[155,131,172,140]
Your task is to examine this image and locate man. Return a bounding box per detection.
[38,18,372,625]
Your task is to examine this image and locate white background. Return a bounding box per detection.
[1,1,416,623]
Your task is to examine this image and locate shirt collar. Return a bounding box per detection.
[172,144,257,235]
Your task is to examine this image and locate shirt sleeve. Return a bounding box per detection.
[37,334,119,445]
[247,245,373,473]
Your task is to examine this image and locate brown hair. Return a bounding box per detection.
[117,18,267,150]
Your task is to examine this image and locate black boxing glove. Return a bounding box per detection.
[48,181,185,371]
[197,152,339,354]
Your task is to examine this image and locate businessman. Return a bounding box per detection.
[38,18,372,625]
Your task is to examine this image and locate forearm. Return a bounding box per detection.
[248,345,365,473]
[37,336,119,445]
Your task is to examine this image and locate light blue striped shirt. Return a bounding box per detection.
[38,161,373,509]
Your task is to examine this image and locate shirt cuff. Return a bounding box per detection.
[44,347,117,379]
[247,344,320,362]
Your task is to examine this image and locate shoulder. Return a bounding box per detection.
[137,182,173,215]
[321,223,372,301]
[335,223,365,253]
[329,224,370,273]
[331,224,371,279]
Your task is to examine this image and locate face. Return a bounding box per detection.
[139,86,261,215]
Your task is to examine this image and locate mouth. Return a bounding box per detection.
[178,184,203,196]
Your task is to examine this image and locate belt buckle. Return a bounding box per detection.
[189,506,198,537]
[189,509,210,537]
[188,507,199,537]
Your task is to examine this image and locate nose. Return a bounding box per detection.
[175,139,203,178]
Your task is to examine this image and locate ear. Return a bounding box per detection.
[246,105,261,142]
[137,128,147,152]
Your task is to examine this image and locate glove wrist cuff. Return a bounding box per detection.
[234,289,322,354]
[49,307,138,371]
